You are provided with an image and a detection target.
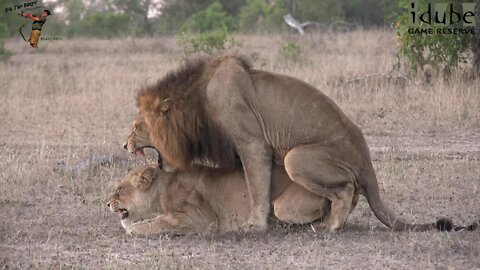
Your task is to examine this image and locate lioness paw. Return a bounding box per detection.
[242,220,268,233]
[311,222,343,233]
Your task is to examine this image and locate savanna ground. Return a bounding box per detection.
[0,30,479,269]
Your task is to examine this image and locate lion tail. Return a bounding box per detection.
[361,164,476,232]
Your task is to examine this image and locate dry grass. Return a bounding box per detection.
[0,30,479,269]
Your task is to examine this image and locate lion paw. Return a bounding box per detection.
[312,222,342,233]
[241,222,268,233]
[247,217,268,231]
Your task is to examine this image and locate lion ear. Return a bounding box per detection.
[154,98,173,115]
[133,165,157,190]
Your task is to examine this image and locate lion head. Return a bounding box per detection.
[124,114,153,158]
[107,165,161,227]
[124,114,177,171]
[135,57,239,171]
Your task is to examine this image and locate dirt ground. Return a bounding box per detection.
[1,31,479,269]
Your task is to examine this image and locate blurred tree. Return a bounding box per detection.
[382,0,402,25]
[294,0,343,23]
[341,0,385,26]
[112,0,161,36]
[155,0,211,34]
[156,0,397,35]
[238,0,269,31]
[180,1,234,32]
[261,0,288,30]
[238,0,286,32]
[218,0,246,16]
[65,0,86,22]
[62,3,77,37]
[156,0,245,34]
[67,13,132,38]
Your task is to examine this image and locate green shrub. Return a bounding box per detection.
[396,0,472,72]
[238,0,269,31]
[180,2,235,33]
[177,25,234,56]
[341,0,385,26]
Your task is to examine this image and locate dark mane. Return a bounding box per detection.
[136,55,252,103]
[136,55,250,170]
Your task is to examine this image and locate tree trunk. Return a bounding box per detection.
[473,0,480,76]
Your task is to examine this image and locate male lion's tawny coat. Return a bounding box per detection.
[135,55,475,232]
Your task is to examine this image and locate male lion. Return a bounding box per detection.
[108,164,332,235]
[135,55,474,232]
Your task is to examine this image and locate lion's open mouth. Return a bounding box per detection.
[133,148,145,157]
[130,146,157,158]
[128,146,164,169]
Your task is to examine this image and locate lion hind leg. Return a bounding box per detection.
[319,184,355,231]
[273,183,330,224]
[284,145,357,232]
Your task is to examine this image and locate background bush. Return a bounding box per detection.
[396,0,473,72]
[177,25,233,56]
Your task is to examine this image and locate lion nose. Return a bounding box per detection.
[123,143,127,150]
[106,202,110,208]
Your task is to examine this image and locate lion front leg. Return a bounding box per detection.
[123,215,180,235]
[123,211,218,236]
[238,141,273,231]
[206,59,273,232]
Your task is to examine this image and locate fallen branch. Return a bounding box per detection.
[346,73,409,84]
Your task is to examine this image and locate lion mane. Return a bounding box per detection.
[136,56,250,170]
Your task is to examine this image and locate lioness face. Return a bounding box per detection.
[124,114,153,157]
[107,165,160,227]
